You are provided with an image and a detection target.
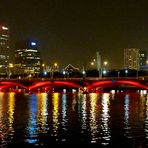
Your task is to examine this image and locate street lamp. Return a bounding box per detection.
[42,63,45,74]
[91,62,94,66]
[102,70,107,77]
[118,71,120,78]
[82,70,86,81]
[44,71,47,77]
[63,70,66,79]
[104,61,108,66]
[102,61,108,78]
[54,62,57,67]
[125,69,128,78]
[53,62,59,72]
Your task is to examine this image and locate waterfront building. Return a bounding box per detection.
[124,48,148,70]
[124,48,140,70]
[0,24,10,75]
[14,40,41,75]
[139,49,148,70]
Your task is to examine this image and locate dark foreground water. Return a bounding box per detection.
[0,91,148,147]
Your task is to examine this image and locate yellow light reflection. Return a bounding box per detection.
[89,93,99,143]
[52,93,60,136]
[0,92,4,118]
[139,93,145,120]
[101,93,111,145]
[145,96,148,139]
[37,93,48,131]
[8,92,15,128]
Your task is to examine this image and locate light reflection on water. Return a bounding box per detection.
[26,93,37,144]
[52,93,60,137]
[145,95,148,139]
[124,94,132,138]
[0,92,148,147]
[101,93,111,145]
[89,93,99,143]
[81,94,87,131]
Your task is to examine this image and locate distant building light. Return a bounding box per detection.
[31,42,36,46]
[26,49,37,52]
[2,26,8,30]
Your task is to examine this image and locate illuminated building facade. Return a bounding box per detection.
[124,48,140,70]
[0,24,10,75]
[14,40,41,74]
[139,49,147,70]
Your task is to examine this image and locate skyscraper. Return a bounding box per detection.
[124,48,140,70]
[0,24,10,75]
[14,40,41,75]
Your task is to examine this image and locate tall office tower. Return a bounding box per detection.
[0,24,10,75]
[14,40,41,75]
[124,48,140,70]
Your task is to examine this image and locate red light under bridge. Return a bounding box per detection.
[28,81,84,93]
[0,79,148,93]
[0,81,28,92]
[85,79,148,93]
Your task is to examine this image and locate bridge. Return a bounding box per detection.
[0,77,148,93]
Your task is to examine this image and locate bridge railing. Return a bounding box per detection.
[0,76,146,82]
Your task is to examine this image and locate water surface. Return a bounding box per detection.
[0,91,148,147]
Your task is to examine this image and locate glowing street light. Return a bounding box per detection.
[44,71,47,76]
[63,70,66,78]
[82,70,86,75]
[53,62,59,72]
[104,61,108,66]
[125,69,128,77]
[42,63,45,67]
[103,70,107,75]
[54,63,58,67]
[102,61,108,78]
[91,62,94,66]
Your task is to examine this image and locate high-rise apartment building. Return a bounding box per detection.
[0,24,10,75]
[124,48,140,70]
[139,49,147,70]
[14,40,41,74]
[124,48,148,70]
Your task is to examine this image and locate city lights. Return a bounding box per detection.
[31,42,36,46]
[2,26,8,30]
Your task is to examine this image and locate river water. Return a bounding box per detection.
[0,91,148,147]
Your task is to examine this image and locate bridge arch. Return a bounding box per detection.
[29,81,83,91]
[0,81,28,91]
[86,80,148,91]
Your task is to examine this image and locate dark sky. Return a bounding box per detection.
[1,0,148,70]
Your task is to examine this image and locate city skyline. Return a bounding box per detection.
[1,0,148,69]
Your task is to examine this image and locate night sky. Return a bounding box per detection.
[1,0,148,70]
